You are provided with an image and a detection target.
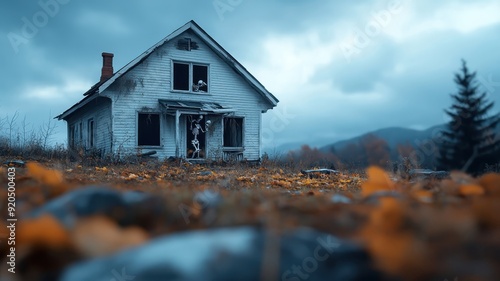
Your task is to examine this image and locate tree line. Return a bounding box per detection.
[287,61,500,174]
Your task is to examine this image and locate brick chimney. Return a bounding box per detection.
[100,52,114,82]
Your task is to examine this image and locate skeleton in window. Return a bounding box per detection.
[190,115,211,158]
[192,80,207,92]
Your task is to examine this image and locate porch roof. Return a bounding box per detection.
[159,99,235,114]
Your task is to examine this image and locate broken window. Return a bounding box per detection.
[173,63,189,91]
[88,119,95,148]
[173,62,208,93]
[223,117,243,147]
[138,113,160,146]
[192,65,208,92]
[177,38,199,51]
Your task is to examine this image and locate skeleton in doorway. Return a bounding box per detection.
[190,115,211,158]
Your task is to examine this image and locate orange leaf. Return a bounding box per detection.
[17,215,71,248]
[477,173,500,196]
[370,197,405,232]
[361,197,430,278]
[412,190,433,203]
[459,184,485,196]
[361,166,394,197]
[26,162,64,187]
[72,216,149,258]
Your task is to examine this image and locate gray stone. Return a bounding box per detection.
[27,186,164,229]
[409,169,449,180]
[363,190,403,205]
[199,171,213,176]
[301,169,339,178]
[3,159,25,167]
[331,194,352,204]
[60,227,384,281]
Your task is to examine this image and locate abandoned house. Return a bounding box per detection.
[56,20,278,161]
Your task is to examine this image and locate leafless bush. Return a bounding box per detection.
[0,112,64,161]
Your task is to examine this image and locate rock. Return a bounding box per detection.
[60,227,384,281]
[409,169,449,180]
[27,186,164,229]
[193,190,222,209]
[331,194,352,204]
[199,171,213,176]
[363,190,403,205]
[193,190,222,224]
[301,169,339,178]
[3,159,25,167]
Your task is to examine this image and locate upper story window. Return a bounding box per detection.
[172,62,208,93]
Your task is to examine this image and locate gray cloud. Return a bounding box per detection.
[1,0,499,150]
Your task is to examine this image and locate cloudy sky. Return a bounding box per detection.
[1,0,499,151]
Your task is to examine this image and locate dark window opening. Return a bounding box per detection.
[177,38,199,51]
[173,63,189,91]
[138,113,160,146]
[88,119,95,147]
[69,125,76,149]
[223,118,243,147]
[79,122,83,146]
[192,65,208,92]
[173,62,209,93]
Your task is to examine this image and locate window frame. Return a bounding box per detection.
[88,118,95,148]
[222,117,244,149]
[137,112,162,147]
[171,61,210,94]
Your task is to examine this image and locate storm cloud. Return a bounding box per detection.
[1,0,499,151]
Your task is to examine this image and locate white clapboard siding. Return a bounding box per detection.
[103,30,270,160]
[65,97,112,155]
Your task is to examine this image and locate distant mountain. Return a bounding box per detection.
[264,123,500,159]
[320,124,447,152]
[320,123,500,153]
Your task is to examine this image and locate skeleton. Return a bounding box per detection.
[192,80,207,92]
[190,115,211,158]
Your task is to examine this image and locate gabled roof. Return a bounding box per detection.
[57,20,278,120]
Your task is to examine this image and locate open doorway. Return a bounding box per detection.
[186,115,206,158]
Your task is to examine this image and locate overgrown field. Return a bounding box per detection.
[1,158,499,280]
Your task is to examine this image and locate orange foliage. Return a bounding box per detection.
[6,161,500,280]
[459,184,485,196]
[361,198,431,279]
[26,162,64,186]
[362,134,391,168]
[411,189,433,203]
[72,216,149,258]
[17,215,71,249]
[361,166,394,197]
[477,173,500,196]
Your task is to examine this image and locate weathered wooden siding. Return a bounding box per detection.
[102,30,269,160]
[65,97,112,155]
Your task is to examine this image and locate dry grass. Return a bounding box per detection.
[1,158,500,280]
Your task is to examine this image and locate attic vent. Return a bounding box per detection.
[177,38,199,51]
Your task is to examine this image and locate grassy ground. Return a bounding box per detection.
[1,157,499,280]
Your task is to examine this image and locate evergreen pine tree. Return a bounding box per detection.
[438,60,500,174]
